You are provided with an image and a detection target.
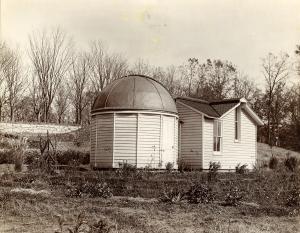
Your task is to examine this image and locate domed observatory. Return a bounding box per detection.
[90,75,178,169]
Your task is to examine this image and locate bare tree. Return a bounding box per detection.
[261,52,289,146]
[130,59,152,76]
[55,84,69,124]
[181,58,199,96]
[1,48,24,121]
[88,41,127,93]
[69,53,90,125]
[28,28,72,122]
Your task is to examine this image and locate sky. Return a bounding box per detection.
[2,0,300,83]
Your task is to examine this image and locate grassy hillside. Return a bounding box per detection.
[257,142,300,164]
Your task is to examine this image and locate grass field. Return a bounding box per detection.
[0,167,299,233]
[0,131,300,233]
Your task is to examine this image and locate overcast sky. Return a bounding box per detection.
[2,0,300,83]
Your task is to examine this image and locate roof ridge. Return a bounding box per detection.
[209,98,241,105]
[176,96,209,104]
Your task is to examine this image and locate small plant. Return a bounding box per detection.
[285,187,300,207]
[90,217,114,233]
[235,163,248,174]
[186,183,215,204]
[269,156,279,170]
[207,161,220,181]
[55,212,114,233]
[284,155,298,172]
[165,162,174,172]
[178,160,191,172]
[66,182,113,198]
[224,186,244,206]
[159,187,185,204]
[119,162,137,175]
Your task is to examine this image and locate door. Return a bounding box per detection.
[162,116,175,167]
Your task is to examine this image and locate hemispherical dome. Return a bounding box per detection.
[91,75,177,114]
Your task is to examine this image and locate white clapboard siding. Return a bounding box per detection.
[114,113,137,166]
[176,102,202,169]
[174,117,179,168]
[207,107,257,169]
[162,116,176,167]
[137,114,161,168]
[90,116,97,165]
[203,118,214,169]
[94,114,113,168]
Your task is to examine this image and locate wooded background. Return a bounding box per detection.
[0,29,299,151]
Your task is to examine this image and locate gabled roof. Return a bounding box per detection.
[176,96,263,125]
[177,97,219,117]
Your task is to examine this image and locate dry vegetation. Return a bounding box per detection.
[0,133,300,232]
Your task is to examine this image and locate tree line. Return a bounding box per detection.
[0,28,300,151]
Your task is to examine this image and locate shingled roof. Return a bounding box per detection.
[176,97,241,118]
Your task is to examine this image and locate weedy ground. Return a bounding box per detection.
[0,167,299,233]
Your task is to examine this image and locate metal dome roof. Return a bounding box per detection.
[91,75,178,114]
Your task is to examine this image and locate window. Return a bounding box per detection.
[235,107,240,141]
[213,120,222,152]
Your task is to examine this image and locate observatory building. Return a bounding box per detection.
[90,75,178,169]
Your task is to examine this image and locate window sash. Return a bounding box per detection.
[235,108,240,140]
[213,120,222,152]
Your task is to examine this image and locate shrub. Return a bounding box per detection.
[0,150,14,164]
[178,160,192,172]
[207,162,220,181]
[159,187,185,203]
[235,163,248,174]
[285,187,300,207]
[66,182,112,198]
[224,186,244,206]
[56,150,90,166]
[24,150,40,165]
[269,156,279,170]
[165,162,174,172]
[119,162,137,175]
[284,156,298,172]
[186,183,215,204]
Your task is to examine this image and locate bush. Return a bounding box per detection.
[284,156,298,172]
[165,162,174,172]
[0,150,14,164]
[56,150,90,166]
[269,156,279,170]
[285,187,300,207]
[159,187,185,203]
[24,150,40,165]
[119,162,137,175]
[208,162,220,181]
[224,186,244,206]
[178,160,192,172]
[186,183,215,204]
[235,163,248,174]
[66,182,113,198]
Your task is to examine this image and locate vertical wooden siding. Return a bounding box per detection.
[176,102,203,169]
[90,116,96,166]
[137,114,161,168]
[94,114,114,167]
[114,114,138,166]
[204,107,257,169]
[203,118,214,169]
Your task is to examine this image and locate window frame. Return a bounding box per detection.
[213,119,222,154]
[234,107,241,142]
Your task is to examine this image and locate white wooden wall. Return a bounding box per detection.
[92,112,178,169]
[176,102,203,169]
[203,107,257,169]
[114,114,137,166]
[137,114,161,168]
[90,116,96,165]
[93,114,114,168]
